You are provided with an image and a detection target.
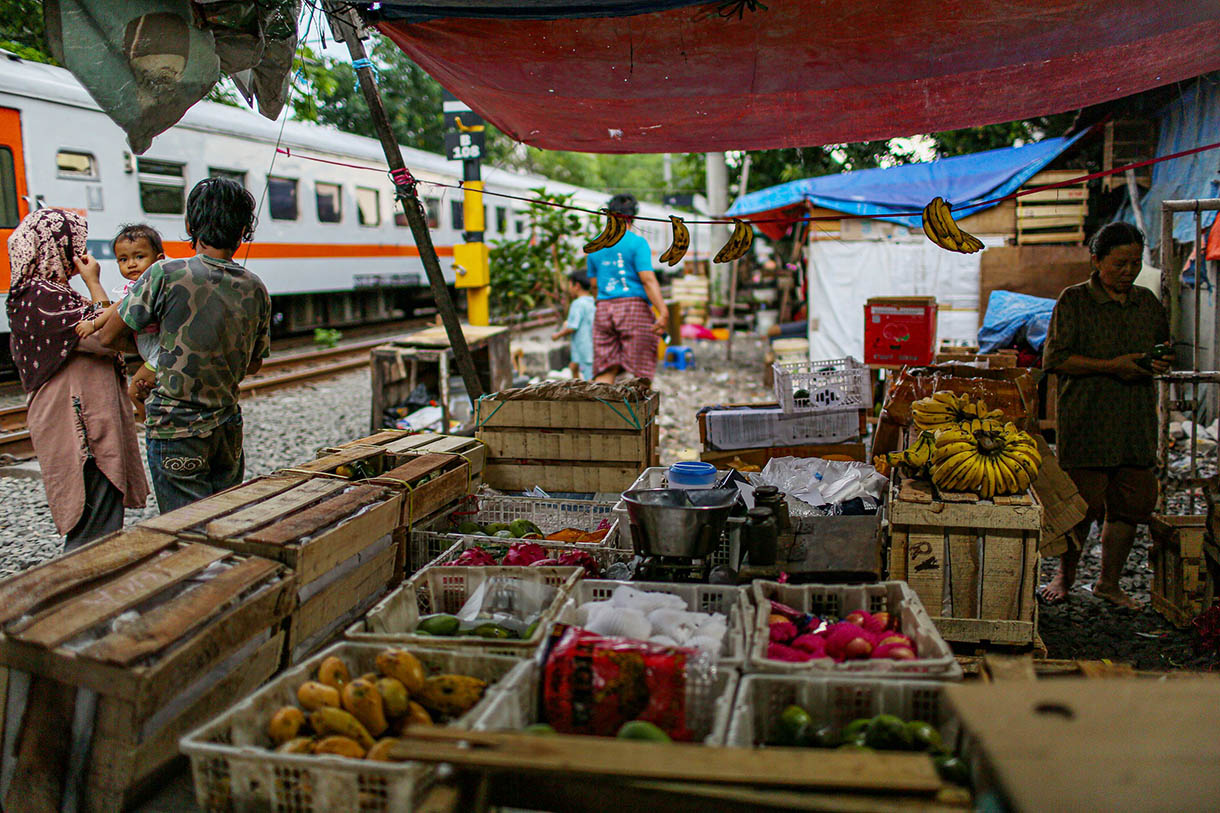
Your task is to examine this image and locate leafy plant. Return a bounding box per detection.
[487,188,583,321]
[313,328,343,348]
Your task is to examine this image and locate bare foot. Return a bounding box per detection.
[1091,582,1141,610]
[1037,574,1072,604]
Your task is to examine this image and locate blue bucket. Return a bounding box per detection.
[668,461,717,489]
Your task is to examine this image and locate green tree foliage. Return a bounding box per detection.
[927,114,1078,158]
[0,0,55,63]
[487,188,583,320]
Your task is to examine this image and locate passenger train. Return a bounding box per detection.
[0,50,707,368]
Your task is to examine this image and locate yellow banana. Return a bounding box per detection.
[923,197,985,255]
[659,216,690,266]
[922,200,960,252]
[583,210,627,253]
[714,218,754,264]
[994,456,1020,495]
[932,391,960,407]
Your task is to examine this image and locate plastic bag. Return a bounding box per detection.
[754,457,886,509]
[455,576,556,636]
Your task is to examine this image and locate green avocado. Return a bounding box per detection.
[840,718,871,744]
[904,720,942,752]
[933,755,971,787]
[808,724,841,748]
[483,523,511,535]
[472,623,514,639]
[417,614,461,636]
[456,521,485,535]
[508,518,543,538]
[774,705,812,747]
[616,721,671,742]
[865,714,912,751]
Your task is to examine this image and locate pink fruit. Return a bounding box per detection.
[878,634,911,647]
[767,642,814,663]
[823,622,866,660]
[873,611,892,630]
[791,634,827,657]
[844,610,869,627]
[843,636,874,659]
[769,620,799,644]
[768,600,803,621]
[872,643,917,660]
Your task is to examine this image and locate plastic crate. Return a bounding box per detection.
[721,673,959,749]
[428,538,637,574]
[410,493,624,571]
[554,580,751,667]
[180,642,521,813]
[612,467,744,567]
[346,566,582,658]
[747,581,962,680]
[772,357,871,414]
[468,657,738,746]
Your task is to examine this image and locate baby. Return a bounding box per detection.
[76,224,165,417]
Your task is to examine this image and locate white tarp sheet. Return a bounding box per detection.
[805,237,1002,361]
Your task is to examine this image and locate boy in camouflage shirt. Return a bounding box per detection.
[101,178,270,512]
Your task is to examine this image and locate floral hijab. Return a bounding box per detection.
[5,209,96,393]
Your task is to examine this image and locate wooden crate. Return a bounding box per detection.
[476,393,659,493]
[887,477,1042,646]
[1016,169,1088,245]
[141,474,402,664]
[1149,515,1211,627]
[329,431,487,477]
[0,528,292,812]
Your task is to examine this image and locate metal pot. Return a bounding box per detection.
[620,488,737,559]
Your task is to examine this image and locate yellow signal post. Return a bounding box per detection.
[456,179,489,325]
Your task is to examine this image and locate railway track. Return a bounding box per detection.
[0,339,388,463]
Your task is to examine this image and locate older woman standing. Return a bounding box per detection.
[7,209,148,551]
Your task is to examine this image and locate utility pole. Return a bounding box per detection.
[725,153,751,361]
[325,3,484,400]
[705,152,730,302]
[444,91,490,326]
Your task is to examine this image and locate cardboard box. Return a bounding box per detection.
[864,297,937,366]
[1031,435,1087,557]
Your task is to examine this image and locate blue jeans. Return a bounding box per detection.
[146,416,245,514]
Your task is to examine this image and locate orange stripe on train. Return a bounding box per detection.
[162,241,455,259]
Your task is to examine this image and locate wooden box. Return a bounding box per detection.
[1149,515,1211,627]
[887,477,1042,646]
[329,431,487,477]
[476,393,660,493]
[142,474,402,664]
[0,528,292,812]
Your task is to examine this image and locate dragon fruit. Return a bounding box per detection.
[767,642,814,663]
[447,547,496,566]
[556,550,601,577]
[791,633,827,657]
[769,620,799,644]
[502,542,548,566]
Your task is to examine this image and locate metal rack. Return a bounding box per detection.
[1156,198,1220,514]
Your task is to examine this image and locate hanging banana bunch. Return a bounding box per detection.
[714,218,754,263]
[583,210,628,253]
[922,197,984,254]
[659,216,691,266]
[930,421,1042,499]
[911,390,1004,432]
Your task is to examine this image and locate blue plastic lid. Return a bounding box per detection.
[669,461,717,484]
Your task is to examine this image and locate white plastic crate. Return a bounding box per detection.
[612,467,743,568]
[554,580,751,666]
[346,566,582,658]
[721,673,959,749]
[428,538,636,575]
[410,493,623,572]
[180,642,521,813]
[772,356,872,414]
[748,581,962,680]
[469,657,738,746]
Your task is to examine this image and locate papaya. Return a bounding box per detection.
[414,674,486,719]
[342,677,388,736]
[275,736,315,754]
[310,707,375,750]
[268,706,305,745]
[393,701,433,733]
[317,656,350,690]
[366,737,401,762]
[416,615,460,636]
[297,681,341,711]
[376,677,410,719]
[312,735,366,759]
[376,649,426,693]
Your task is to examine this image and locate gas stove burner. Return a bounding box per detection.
[632,555,712,584]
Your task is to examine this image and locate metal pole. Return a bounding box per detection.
[1190,206,1204,513]
[725,154,750,361]
[326,4,484,401]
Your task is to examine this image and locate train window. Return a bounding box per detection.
[316,182,342,223]
[57,150,98,180]
[495,206,507,234]
[0,147,17,228]
[356,187,380,227]
[137,158,185,215]
[209,167,246,187]
[268,176,298,220]
[450,199,464,230]
[515,218,526,235]
[393,197,440,229]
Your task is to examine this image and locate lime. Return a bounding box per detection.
[933,755,971,787]
[807,724,840,749]
[864,714,911,751]
[775,705,813,747]
[904,720,942,752]
[840,718,872,744]
[616,721,671,742]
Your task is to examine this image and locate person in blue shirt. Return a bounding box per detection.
[552,270,596,379]
[587,194,669,385]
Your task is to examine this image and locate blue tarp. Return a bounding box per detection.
[977,290,1057,354]
[1118,74,1220,251]
[727,131,1090,229]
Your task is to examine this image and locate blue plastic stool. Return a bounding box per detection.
[663,346,695,370]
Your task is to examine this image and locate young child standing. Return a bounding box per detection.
[76,224,165,418]
[97,178,271,513]
[552,270,596,379]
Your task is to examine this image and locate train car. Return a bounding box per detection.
[0,49,707,370]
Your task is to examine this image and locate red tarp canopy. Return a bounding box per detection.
[378,1,1220,153]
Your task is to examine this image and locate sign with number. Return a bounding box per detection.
[442,91,485,162]
[444,130,484,161]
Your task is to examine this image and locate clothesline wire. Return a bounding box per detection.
[273,138,1220,228]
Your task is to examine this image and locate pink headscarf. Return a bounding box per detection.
[5,209,97,393]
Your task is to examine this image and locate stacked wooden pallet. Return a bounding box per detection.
[671,274,710,325]
[0,528,293,811]
[1016,169,1088,245]
[1149,515,1213,627]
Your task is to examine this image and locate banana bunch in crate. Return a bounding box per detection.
[911,390,1003,432]
[881,430,937,478]
[930,419,1042,499]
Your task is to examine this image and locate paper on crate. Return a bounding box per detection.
[703,406,858,451]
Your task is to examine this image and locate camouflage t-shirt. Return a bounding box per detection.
[119,255,271,440]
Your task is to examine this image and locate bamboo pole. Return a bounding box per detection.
[325,4,485,402]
